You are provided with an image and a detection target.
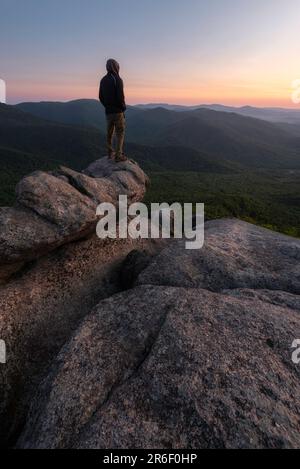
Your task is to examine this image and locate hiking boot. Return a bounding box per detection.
[115,154,128,162]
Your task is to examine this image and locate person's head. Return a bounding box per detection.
[106,59,120,75]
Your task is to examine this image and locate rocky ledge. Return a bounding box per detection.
[0,158,299,449]
[0,157,157,447]
[0,157,149,283]
[16,220,300,449]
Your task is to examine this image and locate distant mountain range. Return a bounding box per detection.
[1,100,300,236]
[0,103,232,204]
[135,103,300,125]
[1,102,232,170]
[16,99,300,128]
[15,99,300,169]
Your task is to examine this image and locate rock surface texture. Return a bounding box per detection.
[0,158,156,447]
[0,157,148,282]
[137,219,300,293]
[15,219,300,449]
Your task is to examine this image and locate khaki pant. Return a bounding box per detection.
[106,113,125,158]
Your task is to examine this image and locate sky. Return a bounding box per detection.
[1,0,300,107]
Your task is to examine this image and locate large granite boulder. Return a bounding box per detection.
[16,171,97,231]
[16,220,300,449]
[0,233,163,447]
[84,157,149,202]
[18,284,300,449]
[0,157,148,282]
[0,157,152,446]
[0,207,61,278]
[137,219,300,294]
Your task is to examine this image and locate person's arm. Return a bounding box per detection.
[99,80,105,106]
[116,77,126,112]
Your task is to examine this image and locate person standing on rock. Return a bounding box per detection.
[99,59,127,162]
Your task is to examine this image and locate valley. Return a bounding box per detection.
[1,100,299,237]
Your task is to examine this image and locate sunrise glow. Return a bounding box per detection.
[2,0,300,108]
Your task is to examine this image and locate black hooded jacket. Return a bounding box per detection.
[99,73,126,114]
[99,63,126,115]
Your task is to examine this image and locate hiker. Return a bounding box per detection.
[99,59,127,162]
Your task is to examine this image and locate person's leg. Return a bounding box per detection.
[115,113,126,161]
[106,114,115,158]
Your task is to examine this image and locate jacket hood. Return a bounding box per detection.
[106,59,120,75]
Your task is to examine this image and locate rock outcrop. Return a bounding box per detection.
[1,156,299,449]
[0,157,156,447]
[137,218,300,293]
[16,219,300,449]
[0,157,148,282]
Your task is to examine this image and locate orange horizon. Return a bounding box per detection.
[6,80,300,108]
[3,0,300,111]
[6,76,300,109]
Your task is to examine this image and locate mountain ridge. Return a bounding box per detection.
[1,101,299,237]
[0,103,233,205]
[14,100,300,169]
